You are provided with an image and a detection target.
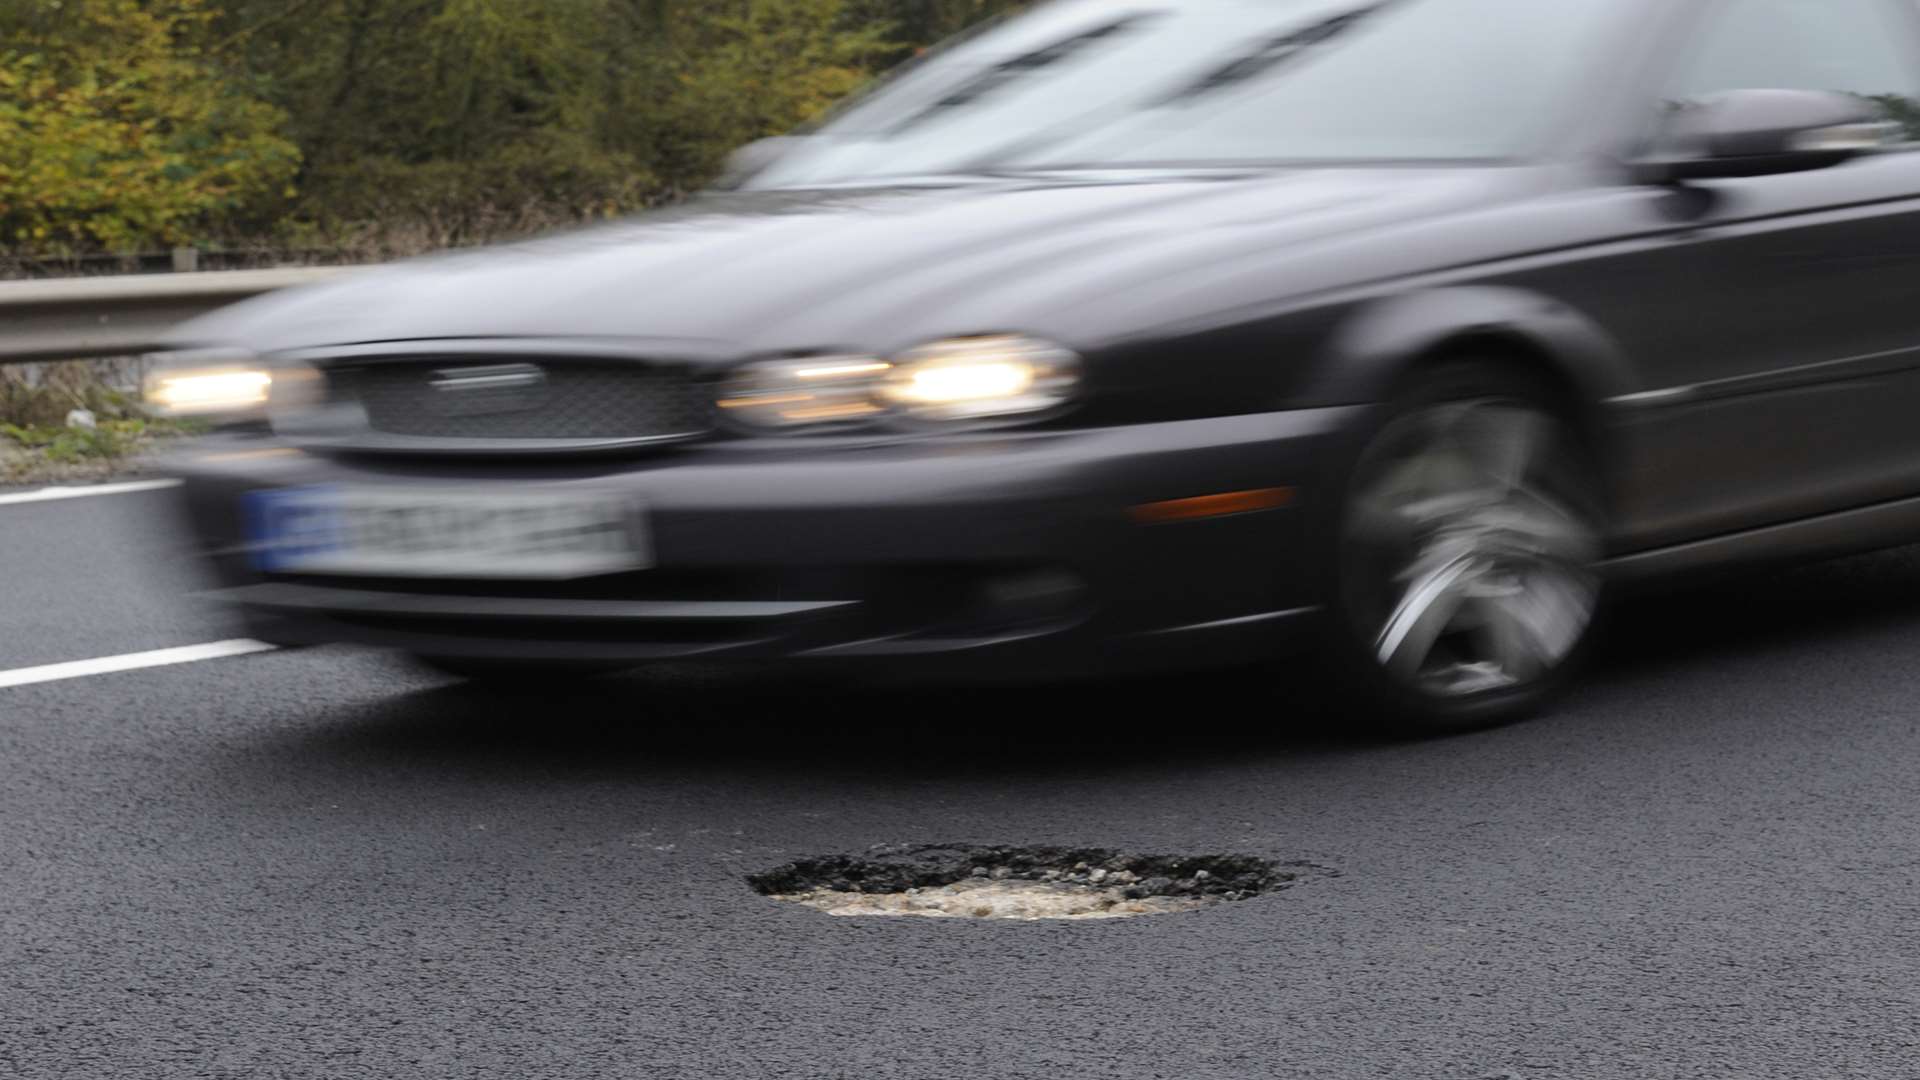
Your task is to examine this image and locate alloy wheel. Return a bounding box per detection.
[1342,398,1601,701]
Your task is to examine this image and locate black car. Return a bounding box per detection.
[151,0,1920,729]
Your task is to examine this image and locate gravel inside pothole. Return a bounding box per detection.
[750,844,1329,920]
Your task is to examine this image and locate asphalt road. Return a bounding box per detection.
[6,484,1920,1078]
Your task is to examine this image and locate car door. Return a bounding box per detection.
[1614,0,1920,548]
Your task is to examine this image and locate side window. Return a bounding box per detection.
[1669,0,1920,134]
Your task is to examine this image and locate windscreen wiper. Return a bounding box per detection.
[954,1,1403,175]
[1164,1,1402,102]
[884,15,1149,135]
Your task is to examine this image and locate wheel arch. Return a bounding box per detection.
[1315,285,1635,451]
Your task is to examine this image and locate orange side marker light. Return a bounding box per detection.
[1129,487,1296,525]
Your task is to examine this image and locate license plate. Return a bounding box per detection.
[243,485,649,579]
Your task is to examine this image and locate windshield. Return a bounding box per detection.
[748,0,1626,187]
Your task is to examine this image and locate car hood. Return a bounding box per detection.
[175,167,1540,361]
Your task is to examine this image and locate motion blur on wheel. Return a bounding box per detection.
[150,0,1920,730]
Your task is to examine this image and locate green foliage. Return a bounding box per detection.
[0,0,301,253]
[0,416,186,463]
[847,0,1025,62]
[641,0,896,195]
[2,0,1029,255]
[1867,94,1920,141]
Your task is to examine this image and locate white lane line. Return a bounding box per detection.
[0,639,278,690]
[0,478,182,507]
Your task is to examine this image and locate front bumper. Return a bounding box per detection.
[169,408,1360,679]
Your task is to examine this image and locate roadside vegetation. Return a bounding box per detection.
[0,360,205,481]
[3,416,190,465]
[0,0,1024,471]
[0,0,1027,261]
[0,413,208,483]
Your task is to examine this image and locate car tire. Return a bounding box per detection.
[1326,359,1605,734]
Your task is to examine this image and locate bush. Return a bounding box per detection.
[292,135,653,252]
[1,418,146,464]
[0,405,206,481]
[0,0,300,254]
[0,358,144,428]
[1,0,1031,256]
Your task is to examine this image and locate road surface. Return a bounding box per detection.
[4,484,1919,1078]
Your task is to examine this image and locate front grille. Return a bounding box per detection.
[324,360,709,442]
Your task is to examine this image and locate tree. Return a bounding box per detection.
[850,0,1026,59]
[0,0,299,252]
[635,0,894,197]
[211,0,899,245]
[1,0,1029,256]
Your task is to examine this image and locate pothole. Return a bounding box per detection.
[749,844,1329,920]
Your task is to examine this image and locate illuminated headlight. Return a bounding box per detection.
[716,355,893,430]
[143,348,273,420]
[716,336,1081,433]
[879,335,1080,422]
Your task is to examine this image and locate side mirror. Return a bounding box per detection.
[715,135,804,189]
[1633,88,1900,184]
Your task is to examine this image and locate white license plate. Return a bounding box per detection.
[244,486,649,579]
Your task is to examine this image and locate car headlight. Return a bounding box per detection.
[715,355,893,430]
[143,348,274,420]
[879,335,1080,423]
[716,336,1081,433]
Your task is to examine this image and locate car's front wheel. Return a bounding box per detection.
[1330,362,1605,732]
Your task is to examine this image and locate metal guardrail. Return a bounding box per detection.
[0,267,355,365]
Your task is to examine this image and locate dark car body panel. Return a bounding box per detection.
[171,408,1351,677]
[171,155,1920,550]
[161,0,1920,671]
[172,167,1538,362]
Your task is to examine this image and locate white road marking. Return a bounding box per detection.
[0,639,278,690]
[0,478,182,507]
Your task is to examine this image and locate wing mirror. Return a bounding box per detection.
[1633,88,1901,184]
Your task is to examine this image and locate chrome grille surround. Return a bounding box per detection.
[327,361,707,440]
[269,341,716,455]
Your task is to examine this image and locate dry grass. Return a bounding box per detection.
[0,358,147,427]
[0,359,204,484]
